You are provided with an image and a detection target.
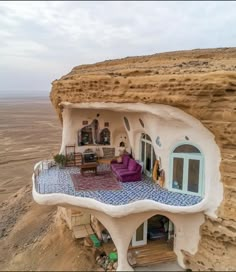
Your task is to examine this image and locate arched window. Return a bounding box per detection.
[139,118,144,128]
[78,119,99,145]
[99,128,111,145]
[123,117,130,131]
[170,143,203,196]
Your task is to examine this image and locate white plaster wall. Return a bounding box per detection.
[32,167,207,270]
[124,111,222,218]
[90,208,202,271]
[33,101,223,271]
[59,102,223,218]
[60,108,130,156]
[33,168,205,270]
[113,130,131,155]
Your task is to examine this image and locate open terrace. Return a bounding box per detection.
[34,162,202,207]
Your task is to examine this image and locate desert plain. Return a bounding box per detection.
[0,97,100,271]
[0,97,61,202]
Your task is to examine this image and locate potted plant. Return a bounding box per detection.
[53,154,66,168]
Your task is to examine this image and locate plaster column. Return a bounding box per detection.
[173,212,205,267]
[92,211,150,271]
[60,108,74,154]
[91,210,205,271]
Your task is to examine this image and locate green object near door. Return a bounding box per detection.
[89,234,101,248]
[109,252,118,262]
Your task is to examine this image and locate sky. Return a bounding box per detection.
[0,1,236,97]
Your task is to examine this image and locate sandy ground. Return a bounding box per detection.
[0,97,99,271]
[0,97,61,202]
[0,184,99,271]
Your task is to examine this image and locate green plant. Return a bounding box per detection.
[53,154,66,167]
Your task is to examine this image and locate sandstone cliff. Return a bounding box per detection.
[50,48,236,271]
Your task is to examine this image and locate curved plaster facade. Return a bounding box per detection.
[32,177,205,270]
[33,102,223,271]
[59,102,223,218]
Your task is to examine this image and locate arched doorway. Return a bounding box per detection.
[140,133,156,176]
[130,215,175,267]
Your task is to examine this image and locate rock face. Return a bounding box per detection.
[50,48,236,271]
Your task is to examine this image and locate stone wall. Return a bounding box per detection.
[50,48,236,271]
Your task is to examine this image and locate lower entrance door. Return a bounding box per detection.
[132,221,147,247]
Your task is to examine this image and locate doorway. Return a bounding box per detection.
[131,215,174,247]
[140,133,156,176]
[130,215,175,267]
[132,221,147,247]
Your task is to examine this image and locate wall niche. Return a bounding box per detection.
[78,119,111,146]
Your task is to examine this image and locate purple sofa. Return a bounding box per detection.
[111,154,142,182]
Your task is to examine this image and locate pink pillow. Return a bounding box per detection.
[128,159,137,171]
[122,155,130,167]
[117,157,122,163]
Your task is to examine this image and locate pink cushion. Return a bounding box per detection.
[117,156,122,163]
[111,164,127,171]
[122,155,130,167]
[128,159,137,171]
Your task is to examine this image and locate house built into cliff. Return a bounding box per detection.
[32,48,236,271]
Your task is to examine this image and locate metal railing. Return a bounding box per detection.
[36,182,77,196]
[33,159,76,195]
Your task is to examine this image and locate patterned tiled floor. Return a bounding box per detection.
[36,164,202,206]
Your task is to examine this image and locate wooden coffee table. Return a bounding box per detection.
[80,162,98,176]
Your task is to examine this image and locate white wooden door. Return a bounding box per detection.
[140,134,156,177]
[132,221,147,247]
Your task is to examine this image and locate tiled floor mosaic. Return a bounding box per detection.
[36,164,202,206]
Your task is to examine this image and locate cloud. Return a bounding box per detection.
[0,1,236,94]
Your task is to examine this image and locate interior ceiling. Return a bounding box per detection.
[69,104,191,130]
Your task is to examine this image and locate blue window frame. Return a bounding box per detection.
[169,143,204,196]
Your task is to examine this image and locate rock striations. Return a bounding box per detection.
[50,48,236,270]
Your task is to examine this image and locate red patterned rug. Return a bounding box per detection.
[70,171,122,191]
